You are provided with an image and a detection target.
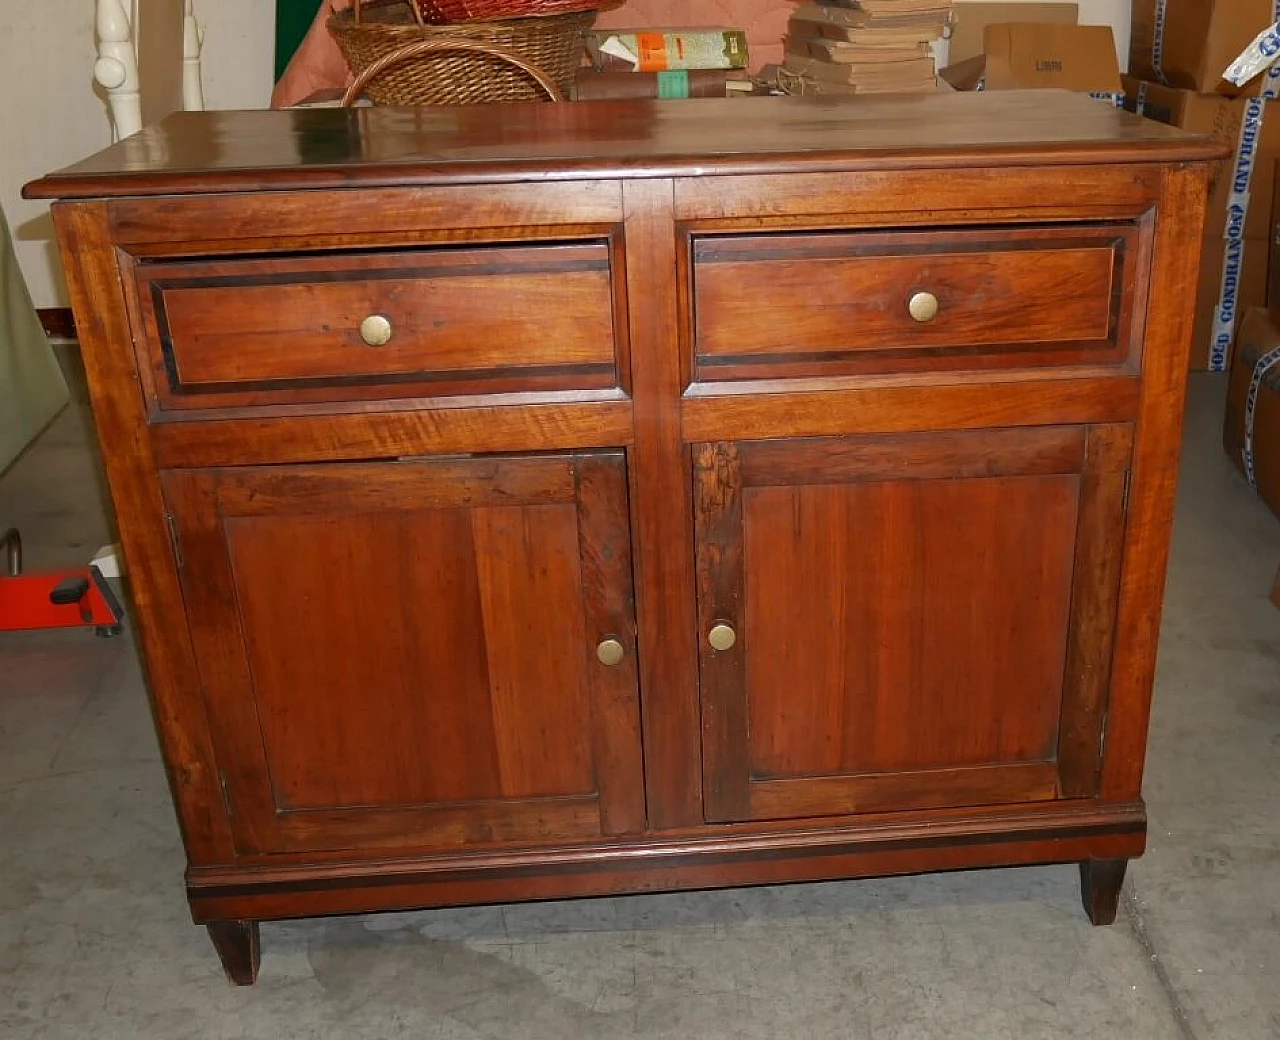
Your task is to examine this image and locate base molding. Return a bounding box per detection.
[188,802,1147,923]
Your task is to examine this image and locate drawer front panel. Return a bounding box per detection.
[137,242,619,408]
[691,225,1137,380]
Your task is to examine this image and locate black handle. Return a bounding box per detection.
[49,577,91,606]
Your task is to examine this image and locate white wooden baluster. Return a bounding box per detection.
[183,0,205,113]
[90,0,205,584]
[94,0,142,140]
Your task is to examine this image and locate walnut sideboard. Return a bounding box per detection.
[27,92,1222,984]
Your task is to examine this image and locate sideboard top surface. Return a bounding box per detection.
[25,91,1223,201]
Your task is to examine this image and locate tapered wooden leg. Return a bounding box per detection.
[207,920,260,985]
[1079,858,1128,925]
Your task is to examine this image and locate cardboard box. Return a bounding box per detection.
[947,2,1077,65]
[1271,158,1280,322]
[1192,235,1270,371]
[940,23,1121,93]
[1129,0,1276,96]
[1122,78,1280,242]
[1224,307,1280,522]
[1124,77,1280,369]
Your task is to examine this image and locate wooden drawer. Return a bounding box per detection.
[690,224,1140,381]
[134,241,620,409]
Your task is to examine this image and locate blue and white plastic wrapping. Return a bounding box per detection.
[1150,0,1170,85]
[1135,3,1280,369]
[1243,340,1280,487]
[1224,20,1280,88]
[1209,81,1279,372]
[1202,4,1280,371]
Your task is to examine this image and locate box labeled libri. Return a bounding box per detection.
[940,22,1120,95]
[947,2,1077,65]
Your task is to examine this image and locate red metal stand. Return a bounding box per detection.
[0,528,124,637]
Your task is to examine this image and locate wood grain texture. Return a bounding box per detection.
[138,244,618,408]
[675,165,1165,224]
[695,429,1110,823]
[148,399,633,469]
[1100,164,1211,801]
[1057,425,1134,797]
[622,178,703,828]
[185,802,1148,922]
[24,95,1222,201]
[1079,858,1128,926]
[206,921,259,986]
[692,226,1132,379]
[33,96,1217,977]
[681,375,1140,444]
[692,442,748,822]
[51,203,234,864]
[573,455,647,836]
[193,799,1148,871]
[739,475,1077,775]
[744,764,1061,819]
[162,453,643,857]
[107,183,624,252]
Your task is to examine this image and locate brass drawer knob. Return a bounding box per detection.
[708,623,737,652]
[596,637,626,667]
[360,314,394,346]
[908,291,939,323]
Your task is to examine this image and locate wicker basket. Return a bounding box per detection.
[411,0,602,24]
[342,40,564,105]
[330,0,594,105]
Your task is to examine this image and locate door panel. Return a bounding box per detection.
[743,475,1079,776]
[164,452,645,856]
[695,426,1132,824]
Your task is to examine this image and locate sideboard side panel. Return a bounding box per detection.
[52,201,234,864]
[1101,162,1212,801]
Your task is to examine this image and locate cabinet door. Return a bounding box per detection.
[694,425,1132,824]
[163,452,644,856]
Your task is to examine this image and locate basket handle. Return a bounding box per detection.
[341,39,566,106]
[353,0,427,28]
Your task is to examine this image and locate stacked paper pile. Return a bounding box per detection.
[782,0,952,95]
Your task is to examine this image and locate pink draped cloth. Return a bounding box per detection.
[271,0,790,107]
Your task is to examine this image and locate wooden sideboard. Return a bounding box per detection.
[26,92,1221,985]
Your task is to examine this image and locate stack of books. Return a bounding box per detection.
[577,29,755,100]
[782,0,953,95]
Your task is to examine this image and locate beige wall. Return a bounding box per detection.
[0,0,274,309]
[1077,0,1132,69]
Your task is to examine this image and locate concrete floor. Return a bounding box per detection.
[1,365,1277,1039]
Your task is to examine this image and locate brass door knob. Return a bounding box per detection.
[360,314,394,346]
[908,291,939,323]
[708,623,737,652]
[596,637,626,667]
